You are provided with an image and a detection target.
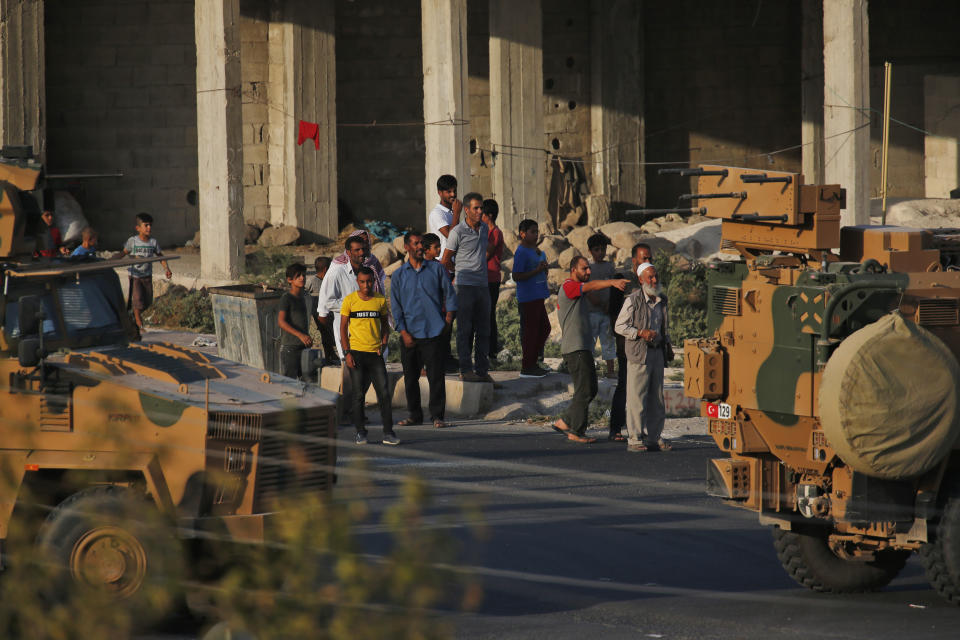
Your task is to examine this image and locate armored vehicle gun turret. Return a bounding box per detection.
[0,151,338,618]
[676,165,960,603]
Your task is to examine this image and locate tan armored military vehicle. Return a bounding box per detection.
[678,165,960,604]
[0,151,337,612]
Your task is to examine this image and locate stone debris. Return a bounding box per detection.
[370,241,399,267]
[881,198,960,228]
[258,224,300,247]
[537,235,569,265]
[558,246,582,270]
[191,335,218,348]
[564,224,597,255]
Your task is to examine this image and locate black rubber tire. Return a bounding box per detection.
[920,484,960,605]
[773,525,908,593]
[36,485,184,626]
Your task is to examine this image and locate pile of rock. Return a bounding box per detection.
[187,220,301,249]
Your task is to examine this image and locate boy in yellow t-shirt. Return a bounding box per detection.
[340,267,397,445]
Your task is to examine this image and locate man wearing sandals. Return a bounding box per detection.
[391,231,458,429]
[614,262,672,452]
[553,256,627,444]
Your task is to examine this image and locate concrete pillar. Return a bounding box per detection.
[0,0,45,160]
[801,0,824,185]
[823,0,870,226]
[923,75,960,198]
[421,0,470,220]
[196,0,245,281]
[590,0,644,217]
[267,0,338,241]
[489,0,545,232]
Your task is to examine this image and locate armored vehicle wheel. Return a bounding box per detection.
[37,485,184,625]
[773,525,908,593]
[920,484,960,605]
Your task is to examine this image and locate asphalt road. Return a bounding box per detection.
[333,418,959,640]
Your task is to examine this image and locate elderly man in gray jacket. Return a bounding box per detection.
[614,261,672,452]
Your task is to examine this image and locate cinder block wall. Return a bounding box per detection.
[466,0,491,199]
[869,1,960,199]
[45,0,199,249]
[240,2,271,224]
[643,1,803,209]
[466,0,593,227]
[335,0,425,231]
[542,1,592,166]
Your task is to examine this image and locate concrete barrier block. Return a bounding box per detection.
[665,383,698,416]
[320,365,402,406]
[392,376,493,417]
[319,365,342,394]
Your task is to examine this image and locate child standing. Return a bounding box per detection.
[305,256,339,365]
[482,199,504,362]
[122,212,172,332]
[36,208,69,257]
[586,233,617,378]
[340,266,398,446]
[422,233,442,264]
[511,219,551,378]
[278,262,313,379]
[71,227,98,257]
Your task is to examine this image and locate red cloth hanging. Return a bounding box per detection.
[297,120,320,149]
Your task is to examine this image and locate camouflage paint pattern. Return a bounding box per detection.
[684,165,960,552]
[0,153,338,543]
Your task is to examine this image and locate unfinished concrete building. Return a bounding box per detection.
[0,0,957,280]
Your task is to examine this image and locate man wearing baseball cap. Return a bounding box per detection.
[613,261,672,452]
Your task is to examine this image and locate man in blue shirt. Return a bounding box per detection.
[512,219,551,377]
[391,231,458,429]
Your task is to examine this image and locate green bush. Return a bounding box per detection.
[653,254,707,346]
[144,285,215,333]
[243,248,298,289]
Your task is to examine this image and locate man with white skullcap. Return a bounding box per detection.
[614,261,672,452]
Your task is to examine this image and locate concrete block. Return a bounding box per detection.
[240,16,269,42]
[392,376,493,417]
[154,2,193,24]
[151,44,189,66]
[241,40,268,65]
[244,143,268,165]
[664,384,698,416]
[242,102,268,124]
[242,62,268,83]
[166,63,196,86]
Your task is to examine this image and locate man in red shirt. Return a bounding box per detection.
[482,199,505,362]
[553,256,627,443]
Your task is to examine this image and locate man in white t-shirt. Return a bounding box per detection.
[427,174,462,257]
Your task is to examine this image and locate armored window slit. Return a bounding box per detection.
[917,298,959,326]
[208,412,262,441]
[712,287,742,316]
[40,394,73,432]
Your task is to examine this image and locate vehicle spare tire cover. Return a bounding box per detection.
[819,312,960,480]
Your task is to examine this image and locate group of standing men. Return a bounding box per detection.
[278,172,672,453]
[282,174,504,444]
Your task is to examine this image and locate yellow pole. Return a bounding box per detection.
[881,61,893,225]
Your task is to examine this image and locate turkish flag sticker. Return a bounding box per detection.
[706,403,719,418]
